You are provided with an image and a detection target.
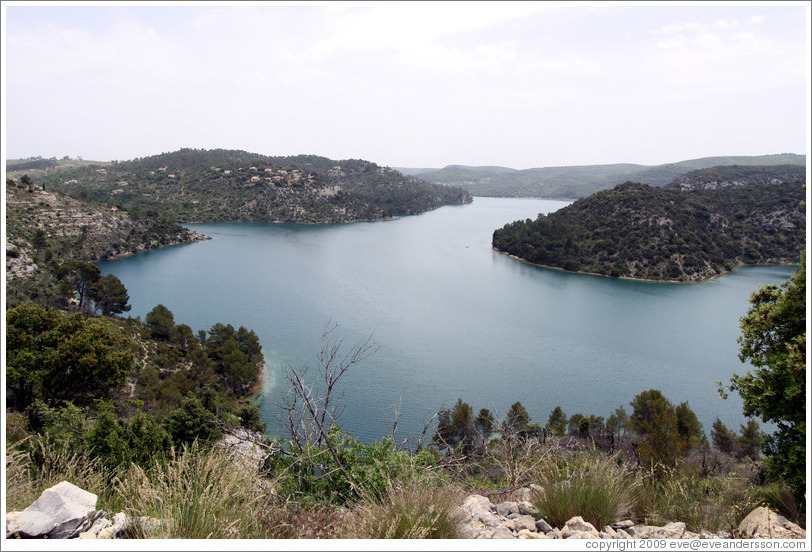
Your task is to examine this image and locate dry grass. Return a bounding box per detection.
[532,452,639,530]
[113,442,284,538]
[5,437,114,512]
[348,480,466,539]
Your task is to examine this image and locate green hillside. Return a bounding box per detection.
[28,149,472,223]
[492,177,805,282]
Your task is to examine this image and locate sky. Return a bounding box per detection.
[2,1,810,170]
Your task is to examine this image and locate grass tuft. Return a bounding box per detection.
[532,452,638,530]
[350,480,465,539]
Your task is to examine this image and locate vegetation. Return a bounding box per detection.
[532,452,638,529]
[416,154,805,198]
[492,180,805,281]
[5,177,207,308]
[722,250,806,502]
[30,148,472,224]
[5,156,805,539]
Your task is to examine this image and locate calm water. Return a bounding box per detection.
[97,198,795,443]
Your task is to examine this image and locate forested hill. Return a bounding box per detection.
[412,153,805,198]
[30,149,472,223]
[492,179,805,282]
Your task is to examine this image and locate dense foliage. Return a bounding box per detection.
[724,253,806,501]
[6,302,266,467]
[492,181,805,281]
[33,148,472,223]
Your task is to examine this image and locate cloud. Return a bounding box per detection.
[3,3,807,167]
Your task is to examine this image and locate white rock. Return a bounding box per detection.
[491,525,515,539]
[738,507,806,539]
[653,521,686,539]
[511,515,537,532]
[6,481,97,539]
[561,516,600,538]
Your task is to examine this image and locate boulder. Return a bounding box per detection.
[490,525,515,539]
[461,494,493,520]
[561,516,600,538]
[517,500,541,517]
[517,528,540,539]
[737,507,806,539]
[511,515,538,532]
[653,522,686,539]
[6,482,98,539]
[496,501,518,517]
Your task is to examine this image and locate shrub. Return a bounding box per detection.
[350,481,465,539]
[532,453,638,529]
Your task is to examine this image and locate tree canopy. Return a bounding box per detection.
[725,251,806,500]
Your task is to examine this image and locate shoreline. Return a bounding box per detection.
[492,247,797,284]
[97,232,211,262]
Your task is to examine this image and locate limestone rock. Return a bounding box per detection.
[461,494,493,519]
[491,525,515,539]
[535,518,554,533]
[561,516,600,538]
[511,515,537,532]
[613,519,635,530]
[615,528,632,539]
[517,500,541,517]
[517,529,540,539]
[6,481,98,539]
[654,521,686,539]
[496,501,518,517]
[738,507,806,539]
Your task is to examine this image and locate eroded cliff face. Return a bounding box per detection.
[5,181,208,304]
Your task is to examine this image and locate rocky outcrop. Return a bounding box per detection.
[736,507,806,539]
[5,481,150,540]
[6,482,97,538]
[458,492,807,540]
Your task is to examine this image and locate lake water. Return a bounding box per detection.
[96,197,795,443]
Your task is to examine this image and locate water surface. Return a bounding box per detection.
[97,198,795,442]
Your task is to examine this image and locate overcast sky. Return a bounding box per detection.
[2,1,809,169]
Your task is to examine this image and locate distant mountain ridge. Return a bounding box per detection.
[403,154,806,198]
[23,149,472,224]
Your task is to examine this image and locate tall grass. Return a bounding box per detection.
[114,442,285,538]
[532,453,639,530]
[631,471,756,532]
[350,480,465,539]
[5,437,114,512]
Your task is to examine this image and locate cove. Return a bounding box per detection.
[96,197,795,443]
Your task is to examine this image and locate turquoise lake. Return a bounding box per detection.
[96,197,795,443]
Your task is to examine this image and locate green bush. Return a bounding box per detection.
[264,427,437,505]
